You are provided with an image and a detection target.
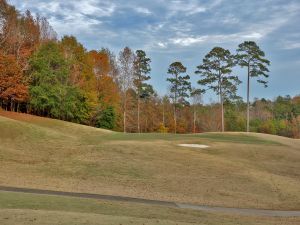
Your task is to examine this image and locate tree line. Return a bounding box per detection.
[1,0,299,138]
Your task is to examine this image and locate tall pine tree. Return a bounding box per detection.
[133,50,151,133]
[236,41,270,132]
[196,47,240,132]
[167,62,191,133]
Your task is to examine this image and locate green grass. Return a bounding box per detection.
[95,131,279,145]
[0,191,299,225]
[0,111,300,211]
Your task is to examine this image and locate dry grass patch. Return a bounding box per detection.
[0,191,299,225]
[0,112,300,210]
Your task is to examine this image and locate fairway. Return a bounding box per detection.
[1,111,300,211]
[1,191,300,225]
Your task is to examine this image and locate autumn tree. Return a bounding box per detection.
[167,62,191,133]
[118,47,135,133]
[0,51,28,111]
[236,41,270,132]
[88,49,120,128]
[0,2,53,70]
[196,47,240,132]
[100,48,119,82]
[60,36,98,113]
[89,50,110,95]
[37,15,57,42]
[133,50,151,133]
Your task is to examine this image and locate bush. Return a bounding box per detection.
[157,123,169,133]
[95,106,116,130]
[258,120,276,134]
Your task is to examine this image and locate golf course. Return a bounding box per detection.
[0,110,300,224]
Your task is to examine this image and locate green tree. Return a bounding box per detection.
[133,50,151,133]
[167,62,191,133]
[29,42,89,123]
[196,47,240,132]
[95,106,116,129]
[273,95,293,121]
[236,41,270,132]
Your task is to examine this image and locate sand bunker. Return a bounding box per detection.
[178,144,209,149]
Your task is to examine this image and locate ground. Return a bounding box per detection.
[0,110,300,224]
[0,191,299,225]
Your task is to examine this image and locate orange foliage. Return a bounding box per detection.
[97,75,120,108]
[0,52,28,104]
[89,50,110,78]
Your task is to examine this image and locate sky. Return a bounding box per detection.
[10,0,300,102]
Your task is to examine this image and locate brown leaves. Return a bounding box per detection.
[0,52,28,102]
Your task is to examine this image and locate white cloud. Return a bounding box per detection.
[12,0,117,37]
[167,0,207,16]
[170,36,206,46]
[221,15,239,24]
[168,31,265,47]
[157,42,167,48]
[135,7,152,15]
[282,41,300,50]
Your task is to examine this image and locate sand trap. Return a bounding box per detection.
[178,144,209,149]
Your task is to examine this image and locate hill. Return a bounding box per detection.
[0,110,300,211]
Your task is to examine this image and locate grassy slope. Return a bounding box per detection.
[1,191,299,225]
[0,110,300,210]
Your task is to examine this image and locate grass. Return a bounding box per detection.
[0,110,300,211]
[0,191,299,225]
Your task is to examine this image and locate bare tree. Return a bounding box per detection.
[118,47,135,133]
[191,88,202,133]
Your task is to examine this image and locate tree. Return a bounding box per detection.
[167,62,191,133]
[196,47,240,132]
[236,41,270,132]
[100,48,119,82]
[29,42,89,123]
[95,106,116,129]
[191,88,202,133]
[133,50,151,133]
[89,50,110,95]
[118,47,135,133]
[0,51,28,111]
[60,36,98,112]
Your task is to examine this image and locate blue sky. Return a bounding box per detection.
[11,0,300,102]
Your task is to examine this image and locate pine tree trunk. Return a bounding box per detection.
[137,97,140,133]
[247,66,250,133]
[220,90,224,132]
[193,108,196,133]
[219,74,224,132]
[174,105,177,134]
[162,103,165,127]
[123,110,126,133]
[123,93,127,133]
[174,74,178,134]
[221,100,224,132]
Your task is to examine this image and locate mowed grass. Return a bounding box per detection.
[0,110,300,210]
[1,191,299,225]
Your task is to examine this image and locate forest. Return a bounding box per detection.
[0,0,299,138]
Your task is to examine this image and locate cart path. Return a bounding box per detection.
[0,186,299,217]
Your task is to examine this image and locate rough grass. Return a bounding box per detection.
[0,191,299,225]
[0,111,300,210]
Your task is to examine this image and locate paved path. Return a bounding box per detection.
[0,186,299,217]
